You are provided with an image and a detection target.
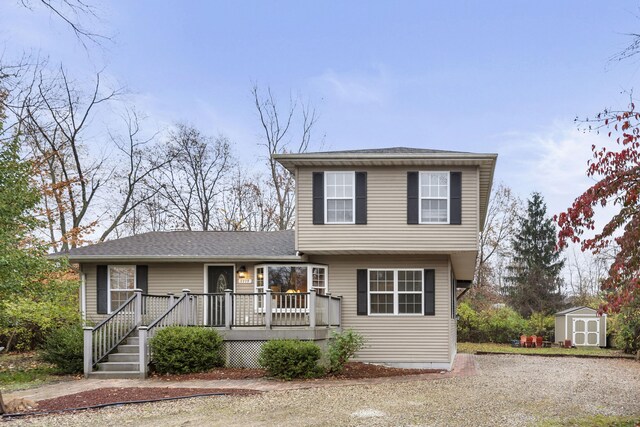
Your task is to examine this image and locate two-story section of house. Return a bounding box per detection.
[63,146,496,378]
[274,147,497,369]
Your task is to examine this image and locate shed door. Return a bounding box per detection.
[572,317,600,346]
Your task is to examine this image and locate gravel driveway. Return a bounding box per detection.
[10,355,640,427]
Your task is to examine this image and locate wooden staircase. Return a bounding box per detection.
[87,330,142,379]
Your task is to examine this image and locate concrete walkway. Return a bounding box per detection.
[4,354,477,403]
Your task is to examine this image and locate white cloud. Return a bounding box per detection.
[311,66,392,106]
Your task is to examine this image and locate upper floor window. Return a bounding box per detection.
[419,172,449,224]
[325,171,355,224]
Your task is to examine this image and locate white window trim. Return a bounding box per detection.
[418,171,450,224]
[367,268,424,316]
[254,264,329,313]
[107,265,136,314]
[324,171,356,225]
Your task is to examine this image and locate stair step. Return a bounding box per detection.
[108,353,139,362]
[117,344,140,354]
[88,371,142,379]
[126,337,139,345]
[97,361,140,372]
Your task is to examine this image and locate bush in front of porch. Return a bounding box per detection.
[150,327,224,374]
[258,339,323,380]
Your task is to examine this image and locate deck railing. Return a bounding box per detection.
[83,289,141,375]
[84,288,342,377]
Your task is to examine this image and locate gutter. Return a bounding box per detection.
[51,254,307,263]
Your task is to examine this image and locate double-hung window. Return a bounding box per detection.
[419,172,449,223]
[108,265,136,312]
[368,269,423,315]
[325,171,355,224]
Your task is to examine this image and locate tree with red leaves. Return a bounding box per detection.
[556,103,640,353]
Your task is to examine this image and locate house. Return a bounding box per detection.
[62,147,497,378]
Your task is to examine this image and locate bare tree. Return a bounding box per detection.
[252,85,319,230]
[151,123,233,231]
[565,246,610,306]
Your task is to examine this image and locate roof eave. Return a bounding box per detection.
[54,254,306,263]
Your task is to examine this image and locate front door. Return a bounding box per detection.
[207,266,234,325]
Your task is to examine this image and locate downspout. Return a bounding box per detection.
[67,263,87,324]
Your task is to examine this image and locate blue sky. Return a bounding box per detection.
[2,1,640,218]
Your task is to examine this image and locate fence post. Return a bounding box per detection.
[326,293,332,329]
[134,288,143,326]
[83,327,93,378]
[225,289,233,329]
[265,289,272,329]
[309,290,316,328]
[182,289,191,326]
[167,293,175,310]
[138,326,148,379]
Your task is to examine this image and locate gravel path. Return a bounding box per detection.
[8,355,640,427]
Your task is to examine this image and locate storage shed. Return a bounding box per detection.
[554,306,606,347]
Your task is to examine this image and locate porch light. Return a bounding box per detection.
[237,265,247,279]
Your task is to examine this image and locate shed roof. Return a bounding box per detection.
[55,230,300,262]
[555,306,598,316]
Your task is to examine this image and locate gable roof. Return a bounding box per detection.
[273,146,497,230]
[57,230,300,262]
[555,306,598,316]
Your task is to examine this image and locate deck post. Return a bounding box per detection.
[337,296,342,327]
[265,289,272,329]
[182,289,191,326]
[138,326,148,378]
[225,289,232,329]
[83,327,93,377]
[326,293,332,329]
[167,293,175,309]
[134,289,143,326]
[309,290,316,328]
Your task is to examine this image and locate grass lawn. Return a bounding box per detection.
[539,414,640,427]
[0,352,70,391]
[458,342,634,358]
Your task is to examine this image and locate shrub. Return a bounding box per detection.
[526,312,555,341]
[327,329,365,373]
[457,302,482,342]
[258,339,322,380]
[150,326,224,374]
[478,306,527,343]
[40,323,84,374]
[612,308,640,354]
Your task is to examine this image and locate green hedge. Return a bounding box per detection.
[457,303,555,343]
[40,323,84,374]
[150,326,224,374]
[258,339,322,380]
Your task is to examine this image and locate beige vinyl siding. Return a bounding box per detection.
[297,166,479,253]
[83,262,258,323]
[310,254,452,364]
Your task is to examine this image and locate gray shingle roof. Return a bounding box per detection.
[62,230,297,260]
[300,146,472,155]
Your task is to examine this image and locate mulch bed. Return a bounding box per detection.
[16,387,259,414]
[151,362,440,382]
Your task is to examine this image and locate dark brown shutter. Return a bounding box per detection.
[407,171,419,224]
[97,265,108,314]
[450,172,462,225]
[424,269,435,316]
[357,269,368,315]
[312,172,324,225]
[355,172,367,225]
[136,265,148,293]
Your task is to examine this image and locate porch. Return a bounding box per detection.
[84,289,342,378]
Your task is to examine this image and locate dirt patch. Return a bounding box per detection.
[19,387,259,414]
[151,367,265,381]
[149,362,438,382]
[322,362,440,380]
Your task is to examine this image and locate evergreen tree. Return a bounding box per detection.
[506,192,564,316]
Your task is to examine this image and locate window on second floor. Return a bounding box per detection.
[419,171,449,224]
[325,171,355,224]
